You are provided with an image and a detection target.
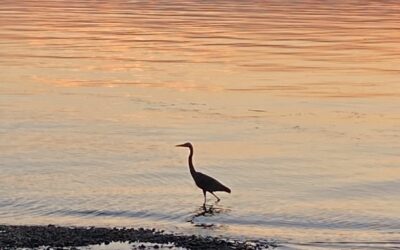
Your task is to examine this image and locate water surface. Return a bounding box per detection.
[1,1,399,249]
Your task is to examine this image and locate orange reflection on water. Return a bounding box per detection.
[1,0,400,97]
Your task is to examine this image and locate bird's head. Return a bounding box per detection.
[175,142,193,148]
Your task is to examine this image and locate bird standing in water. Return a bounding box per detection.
[176,142,231,206]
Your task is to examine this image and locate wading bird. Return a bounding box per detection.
[176,142,231,206]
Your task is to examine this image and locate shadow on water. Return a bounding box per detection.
[187,202,230,229]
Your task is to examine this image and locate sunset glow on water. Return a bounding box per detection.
[1,1,399,249]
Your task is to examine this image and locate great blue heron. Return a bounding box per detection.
[176,142,231,206]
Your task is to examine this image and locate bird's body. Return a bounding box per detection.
[192,171,231,193]
[176,142,231,205]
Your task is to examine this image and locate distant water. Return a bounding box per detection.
[1,1,399,249]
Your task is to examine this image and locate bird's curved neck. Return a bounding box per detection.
[188,146,196,175]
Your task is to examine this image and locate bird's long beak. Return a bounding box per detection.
[175,143,185,147]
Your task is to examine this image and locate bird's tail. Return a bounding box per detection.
[223,186,231,193]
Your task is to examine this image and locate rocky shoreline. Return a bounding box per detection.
[0,224,276,249]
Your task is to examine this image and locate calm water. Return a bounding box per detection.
[1,1,400,249]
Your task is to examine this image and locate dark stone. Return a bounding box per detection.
[0,224,274,249]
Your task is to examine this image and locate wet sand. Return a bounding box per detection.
[0,224,275,249]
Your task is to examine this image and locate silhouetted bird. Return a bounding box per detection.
[176,142,231,206]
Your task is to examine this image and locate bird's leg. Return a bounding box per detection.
[202,190,207,207]
[211,192,220,202]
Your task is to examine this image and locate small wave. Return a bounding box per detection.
[43,208,183,222]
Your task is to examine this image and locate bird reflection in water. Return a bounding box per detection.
[187,202,230,229]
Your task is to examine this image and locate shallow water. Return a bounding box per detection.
[1,1,399,249]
